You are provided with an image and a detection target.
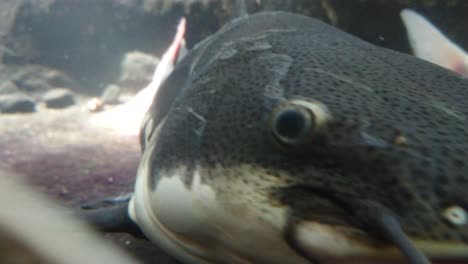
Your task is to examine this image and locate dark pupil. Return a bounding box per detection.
[275,109,306,140]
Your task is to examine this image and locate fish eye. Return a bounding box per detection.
[272,107,312,145]
[271,100,331,147]
[442,205,467,226]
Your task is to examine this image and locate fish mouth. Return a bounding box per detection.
[287,219,468,264]
[277,185,468,264]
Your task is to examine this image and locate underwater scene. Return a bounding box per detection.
[0,0,468,263]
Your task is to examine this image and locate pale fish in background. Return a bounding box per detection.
[401,9,468,76]
[90,17,187,136]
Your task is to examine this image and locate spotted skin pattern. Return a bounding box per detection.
[133,12,468,263]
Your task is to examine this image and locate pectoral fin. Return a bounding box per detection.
[78,197,146,239]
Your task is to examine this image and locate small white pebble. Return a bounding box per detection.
[87,97,104,112]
